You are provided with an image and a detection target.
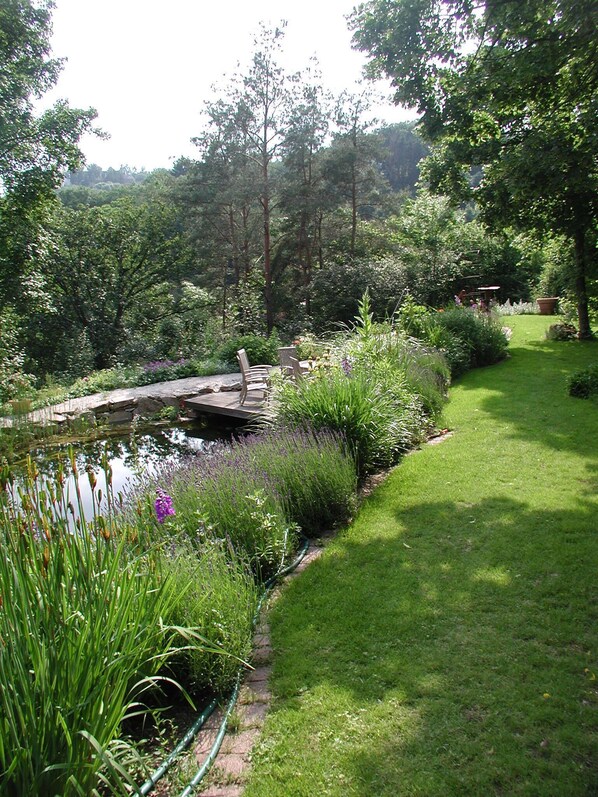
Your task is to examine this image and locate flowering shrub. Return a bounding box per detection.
[496,299,540,315]
[433,306,509,376]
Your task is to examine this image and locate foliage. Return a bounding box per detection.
[0,459,183,796]
[496,300,539,316]
[221,428,357,536]
[218,334,280,368]
[376,122,430,195]
[0,0,97,203]
[0,308,35,403]
[351,0,598,338]
[273,363,427,478]
[143,452,296,581]
[160,539,258,695]
[546,322,578,341]
[568,363,598,400]
[33,196,188,372]
[434,307,510,375]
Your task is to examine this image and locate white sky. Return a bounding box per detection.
[44,0,414,171]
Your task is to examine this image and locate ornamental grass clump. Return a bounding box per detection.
[272,366,425,478]
[160,538,258,696]
[0,457,184,796]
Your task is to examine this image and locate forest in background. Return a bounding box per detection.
[1,5,595,400]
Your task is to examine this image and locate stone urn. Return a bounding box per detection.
[537,297,559,315]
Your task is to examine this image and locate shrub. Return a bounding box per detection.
[341,320,449,421]
[218,334,280,368]
[147,451,296,581]
[433,307,509,374]
[568,363,598,399]
[226,428,357,535]
[273,366,425,478]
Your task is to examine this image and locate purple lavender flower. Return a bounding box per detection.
[155,489,175,523]
[341,357,353,377]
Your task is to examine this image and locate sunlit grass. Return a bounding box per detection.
[244,315,598,797]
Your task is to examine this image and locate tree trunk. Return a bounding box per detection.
[574,228,593,340]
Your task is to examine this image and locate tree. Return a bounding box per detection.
[0,0,98,366]
[277,72,331,316]
[186,24,296,334]
[0,0,97,202]
[321,88,389,256]
[351,0,598,337]
[37,197,187,371]
[376,122,429,195]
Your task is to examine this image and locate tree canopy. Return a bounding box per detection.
[0,0,97,201]
[351,0,598,336]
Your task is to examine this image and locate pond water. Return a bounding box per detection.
[8,418,239,522]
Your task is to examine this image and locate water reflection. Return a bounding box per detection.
[11,420,236,521]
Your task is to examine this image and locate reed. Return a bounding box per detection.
[0,456,184,795]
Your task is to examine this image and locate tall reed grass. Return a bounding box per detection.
[0,457,183,795]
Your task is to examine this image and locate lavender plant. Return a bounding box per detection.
[146,449,296,580]
[230,428,357,535]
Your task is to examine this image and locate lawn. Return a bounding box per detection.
[243,315,598,796]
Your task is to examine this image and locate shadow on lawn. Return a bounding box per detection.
[270,494,598,795]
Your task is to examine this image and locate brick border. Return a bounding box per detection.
[190,544,324,796]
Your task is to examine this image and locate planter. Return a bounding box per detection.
[537,297,559,315]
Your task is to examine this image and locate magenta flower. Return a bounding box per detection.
[341,357,353,376]
[155,489,175,523]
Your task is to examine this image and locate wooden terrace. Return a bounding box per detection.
[183,390,266,421]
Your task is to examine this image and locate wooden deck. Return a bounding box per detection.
[184,391,266,420]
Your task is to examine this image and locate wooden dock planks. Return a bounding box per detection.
[184,391,265,420]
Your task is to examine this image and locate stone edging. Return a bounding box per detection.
[2,374,242,429]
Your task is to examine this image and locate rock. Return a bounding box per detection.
[109,397,137,411]
[105,409,134,425]
[136,396,164,416]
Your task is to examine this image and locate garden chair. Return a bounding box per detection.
[237,348,271,378]
[278,346,298,375]
[287,356,305,382]
[236,349,271,405]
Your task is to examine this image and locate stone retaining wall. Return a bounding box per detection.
[2,373,242,429]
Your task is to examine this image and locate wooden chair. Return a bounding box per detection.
[237,348,271,378]
[288,356,305,381]
[278,346,298,375]
[236,349,270,405]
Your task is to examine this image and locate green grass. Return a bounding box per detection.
[243,315,598,796]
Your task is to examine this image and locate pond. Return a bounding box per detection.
[7,418,240,522]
